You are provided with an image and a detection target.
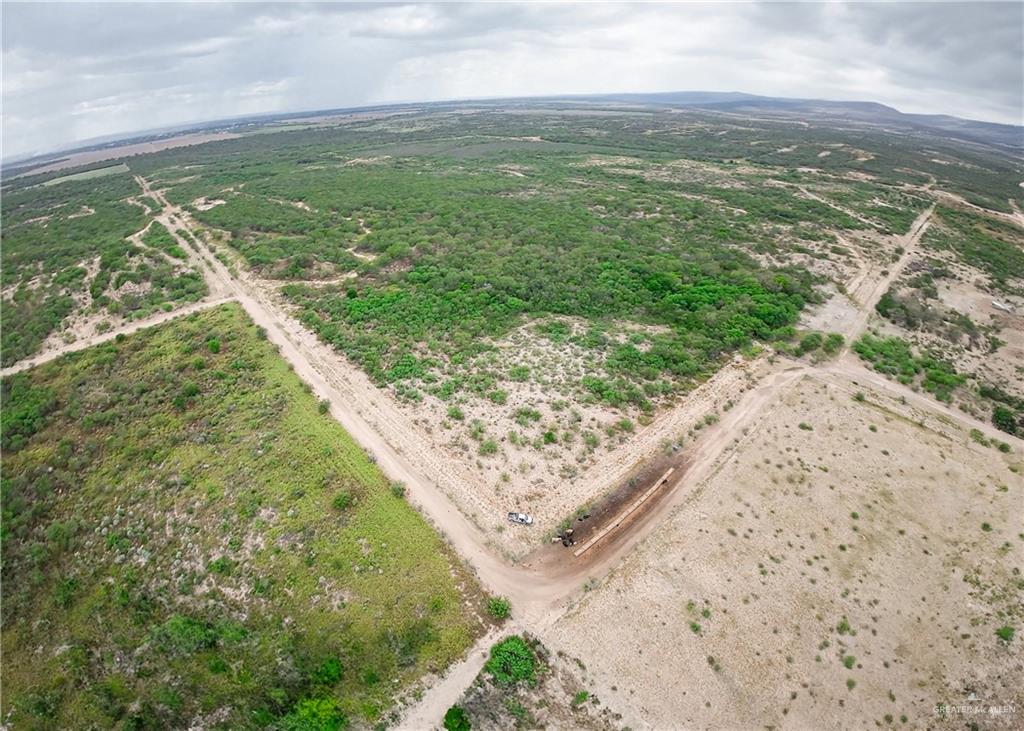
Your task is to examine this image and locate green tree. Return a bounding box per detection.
[993,406,1019,435]
[485,636,536,685]
[443,705,471,731]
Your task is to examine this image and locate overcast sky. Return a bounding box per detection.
[2,1,1022,158]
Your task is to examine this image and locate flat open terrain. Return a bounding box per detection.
[547,371,1023,728]
[3,103,1023,730]
[4,108,1022,562]
[2,169,210,368]
[40,162,132,187]
[91,106,1014,555]
[7,132,242,179]
[1,303,488,729]
[857,204,1024,434]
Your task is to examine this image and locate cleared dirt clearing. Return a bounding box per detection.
[546,372,1023,729]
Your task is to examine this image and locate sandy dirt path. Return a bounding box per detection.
[930,189,1024,229]
[840,205,933,346]
[796,185,881,229]
[0,297,232,377]
[6,184,1016,728]
[397,625,520,731]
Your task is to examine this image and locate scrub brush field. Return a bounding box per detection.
[1,303,488,729]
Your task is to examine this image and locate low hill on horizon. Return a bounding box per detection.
[6,90,1021,175]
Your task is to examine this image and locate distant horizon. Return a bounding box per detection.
[6,88,1022,167]
[3,2,1020,159]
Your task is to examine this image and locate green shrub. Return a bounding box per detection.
[513,408,542,425]
[151,614,217,655]
[208,556,233,575]
[206,338,221,354]
[447,406,465,421]
[52,577,78,608]
[479,439,499,456]
[280,697,348,731]
[313,658,343,685]
[487,596,511,620]
[1,375,58,452]
[995,625,1015,644]
[390,481,406,499]
[798,332,823,355]
[484,636,536,686]
[993,405,1019,435]
[853,334,964,401]
[443,705,471,731]
[331,492,352,511]
[822,332,844,354]
[318,399,330,415]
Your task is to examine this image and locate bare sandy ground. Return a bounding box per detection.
[9,180,1023,731]
[9,132,241,179]
[800,283,860,334]
[545,371,1023,729]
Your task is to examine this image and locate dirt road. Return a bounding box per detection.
[930,189,1024,229]
[136,179,572,618]
[6,185,1018,728]
[841,204,933,346]
[15,186,1018,596]
[0,297,232,378]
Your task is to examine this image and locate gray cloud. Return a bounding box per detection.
[2,1,1021,158]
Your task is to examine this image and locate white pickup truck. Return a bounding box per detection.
[507,512,534,525]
